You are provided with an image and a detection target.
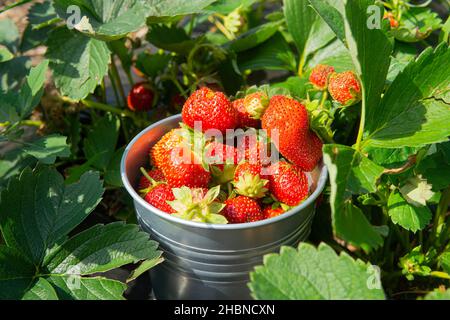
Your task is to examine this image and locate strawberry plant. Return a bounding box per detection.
[0,0,449,300]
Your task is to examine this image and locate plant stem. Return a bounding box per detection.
[319,91,328,109]
[172,76,188,99]
[33,17,62,30]
[209,16,234,40]
[298,51,306,77]
[430,271,450,280]
[188,14,197,37]
[81,99,139,123]
[108,71,121,105]
[355,89,366,151]
[432,187,450,246]
[0,120,43,127]
[110,57,127,106]
[0,0,32,13]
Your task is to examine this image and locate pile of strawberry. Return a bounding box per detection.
[137,87,324,224]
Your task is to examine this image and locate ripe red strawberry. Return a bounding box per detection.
[235,131,270,166]
[150,128,186,169]
[263,206,285,219]
[127,82,154,112]
[223,196,264,223]
[233,162,269,199]
[161,148,211,188]
[232,99,260,128]
[267,161,309,206]
[261,96,323,171]
[182,87,238,134]
[309,64,335,90]
[138,168,165,190]
[144,184,176,213]
[328,71,362,107]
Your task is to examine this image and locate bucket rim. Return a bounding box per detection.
[121,114,328,230]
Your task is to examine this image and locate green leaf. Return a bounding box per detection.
[392,8,442,43]
[22,278,59,300]
[308,0,345,42]
[21,134,71,164]
[283,0,318,57]
[147,24,198,55]
[0,18,19,53]
[46,275,126,300]
[105,147,125,187]
[440,16,450,44]
[46,27,110,101]
[387,190,432,233]
[307,39,354,72]
[0,148,36,188]
[366,146,419,169]
[0,45,13,63]
[417,143,450,191]
[44,222,162,276]
[0,56,32,92]
[249,242,385,300]
[237,33,297,72]
[343,0,393,129]
[386,43,417,84]
[323,144,384,252]
[20,0,58,52]
[205,0,258,15]
[227,21,282,53]
[144,0,217,18]
[18,59,49,118]
[0,167,104,264]
[127,257,164,283]
[364,44,450,148]
[271,76,310,100]
[423,288,450,300]
[439,252,450,274]
[83,114,120,171]
[53,0,148,41]
[303,17,336,58]
[0,246,35,299]
[135,51,171,78]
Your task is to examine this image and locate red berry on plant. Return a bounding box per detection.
[127,82,154,112]
[383,12,399,28]
[262,95,323,171]
[309,64,335,90]
[223,196,264,223]
[328,71,362,107]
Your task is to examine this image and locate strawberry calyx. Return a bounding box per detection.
[233,171,268,199]
[139,167,165,196]
[167,185,228,224]
[211,164,237,185]
[243,92,269,120]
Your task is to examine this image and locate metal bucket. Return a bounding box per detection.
[121,114,328,300]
